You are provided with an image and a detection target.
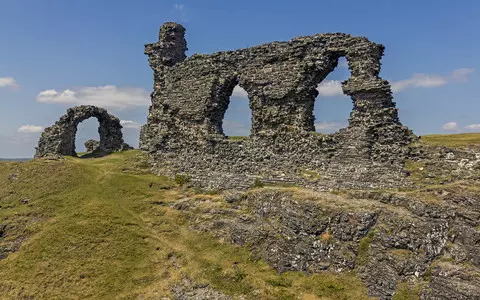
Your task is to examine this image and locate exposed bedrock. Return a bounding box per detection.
[35,105,124,158]
[172,188,480,299]
[140,22,416,190]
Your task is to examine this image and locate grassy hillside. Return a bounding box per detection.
[0,151,371,299]
[2,133,479,299]
[420,132,480,147]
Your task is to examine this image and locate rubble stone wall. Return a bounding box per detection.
[140,22,416,190]
[35,105,124,158]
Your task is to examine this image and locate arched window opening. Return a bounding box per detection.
[314,57,352,134]
[76,118,101,156]
[222,84,252,139]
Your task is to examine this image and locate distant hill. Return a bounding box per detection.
[0,158,30,162]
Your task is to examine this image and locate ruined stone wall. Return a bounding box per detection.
[140,22,416,190]
[35,105,124,158]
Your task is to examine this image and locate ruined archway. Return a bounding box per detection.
[314,57,352,134]
[35,105,124,158]
[222,84,251,138]
[76,118,101,152]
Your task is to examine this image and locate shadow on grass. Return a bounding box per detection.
[78,150,111,159]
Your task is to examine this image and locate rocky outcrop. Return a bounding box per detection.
[35,105,124,158]
[84,140,133,153]
[171,277,232,300]
[171,186,480,299]
[140,22,415,191]
[84,139,100,152]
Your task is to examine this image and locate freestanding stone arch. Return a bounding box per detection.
[140,22,416,190]
[35,105,124,158]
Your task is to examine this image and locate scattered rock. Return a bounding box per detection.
[423,263,480,300]
[84,139,100,152]
[8,173,18,181]
[222,190,243,203]
[171,277,233,300]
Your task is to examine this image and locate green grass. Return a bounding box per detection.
[227,136,247,140]
[392,282,424,300]
[0,151,373,299]
[356,230,375,266]
[420,133,480,147]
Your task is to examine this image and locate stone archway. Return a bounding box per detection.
[35,105,124,158]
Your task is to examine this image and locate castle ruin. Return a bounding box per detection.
[143,22,416,189]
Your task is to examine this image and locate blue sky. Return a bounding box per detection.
[0,0,479,157]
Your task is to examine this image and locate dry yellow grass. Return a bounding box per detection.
[420,132,480,147]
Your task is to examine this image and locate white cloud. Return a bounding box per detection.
[120,120,142,129]
[465,124,480,130]
[451,68,475,82]
[391,68,474,93]
[314,121,346,132]
[231,85,248,99]
[36,85,150,110]
[316,80,344,97]
[442,122,458,131]
[17,125,44,133]
[391,74,447,92]
[0,77,18,88]
[316,68,474,96]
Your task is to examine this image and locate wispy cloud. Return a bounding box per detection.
[173,3,187,22]
[451,68,475,82]
[36,85,150,110]
[391,74,447,92]
[232,85,248,99]
[442,121,458,131]
[314,121,346,132]
[0,77,19,88]
[315,68,475,97]
[174,4,184,10]
[17,125,44,133]
[391,68,474,92]
[465,124,480,130]
[120,120,142,129]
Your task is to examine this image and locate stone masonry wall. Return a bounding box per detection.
[140,22,416,190]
